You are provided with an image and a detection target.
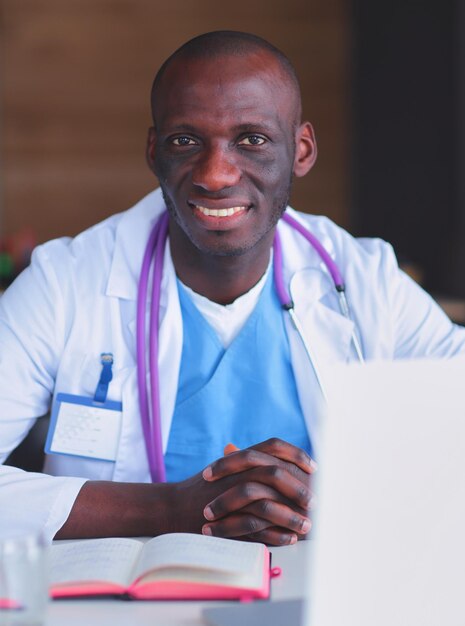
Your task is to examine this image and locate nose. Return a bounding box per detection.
[192,145,241,192]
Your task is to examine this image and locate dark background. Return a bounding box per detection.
[352,0,465,298]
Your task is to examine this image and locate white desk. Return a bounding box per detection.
[43,541,311,626]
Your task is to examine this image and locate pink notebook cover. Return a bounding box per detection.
[51,548,272,601]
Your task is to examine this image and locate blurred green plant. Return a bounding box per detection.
[0,229,36,290]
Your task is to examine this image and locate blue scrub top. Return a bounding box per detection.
[164,272,312,482]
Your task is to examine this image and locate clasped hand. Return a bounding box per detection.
[171,438,316,546]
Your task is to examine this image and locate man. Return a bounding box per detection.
[1,31,464,544]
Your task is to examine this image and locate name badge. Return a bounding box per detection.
[45,353,123,462]
[45,394,123,462]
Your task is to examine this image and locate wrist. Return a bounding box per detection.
[123,481,176,536]
[56,480,177,539]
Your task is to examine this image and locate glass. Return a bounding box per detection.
[0,533,48,626]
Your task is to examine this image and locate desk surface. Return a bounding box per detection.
[43,540,311,626]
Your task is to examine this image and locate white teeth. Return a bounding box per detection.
[195,206,246,217]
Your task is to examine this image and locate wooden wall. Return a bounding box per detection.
[0,0,349,243]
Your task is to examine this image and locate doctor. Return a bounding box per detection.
[1,31,465,543]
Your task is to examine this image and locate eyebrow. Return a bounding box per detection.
[162,123,199,134]
[231,122,280,135]
[161,121,282,136]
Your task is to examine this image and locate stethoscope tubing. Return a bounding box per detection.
[281,213,345,289]
[136,211,169,482]
[137,210,363,483]
[274,213,364,366]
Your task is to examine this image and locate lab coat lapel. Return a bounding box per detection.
[107,190,182,484]
[278,211,356,369]
[290,268,355,369]
[106,189,166,301]
[123,238,183,455]
[278,213,355,455]
[285,269,355,456]
[113,243,181,483]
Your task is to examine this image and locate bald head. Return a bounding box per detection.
[150,31,302,127]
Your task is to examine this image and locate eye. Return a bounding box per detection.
[238,135,266,146]
[171,136,197,146]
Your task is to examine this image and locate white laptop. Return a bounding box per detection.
[308,356,465,626]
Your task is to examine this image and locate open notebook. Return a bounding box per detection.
[50,533,271,601]
[307,356,465,626]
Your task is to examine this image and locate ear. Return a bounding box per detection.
[293,122,317,177]
[146,126,157,175]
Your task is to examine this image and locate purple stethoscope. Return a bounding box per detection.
[136,211,364,482]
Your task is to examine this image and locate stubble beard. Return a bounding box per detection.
[159,179,293,258]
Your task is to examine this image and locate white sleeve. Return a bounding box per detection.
[392,276,465,359]
[0,243,87,540]
[363,239,465,358]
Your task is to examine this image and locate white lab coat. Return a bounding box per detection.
[1,188,464,540]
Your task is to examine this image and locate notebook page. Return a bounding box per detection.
[51,538,143,588]
[135,563,262,589]
[133,534,264,581]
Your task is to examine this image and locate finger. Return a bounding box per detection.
[241,526,298,546]
[204,500,311,537]
[204,482,282,520]
[251,438,317,474]
[204,448,272,481]
[202,512,273,539]
[203,445,314,482]
[241,500,312,535]
[203,517,299,546]
[244,465,312,509]
[204,473,313,520]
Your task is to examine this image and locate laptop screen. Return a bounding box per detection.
[307,356,465,626]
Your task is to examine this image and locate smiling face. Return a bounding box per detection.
[147,50,316,262]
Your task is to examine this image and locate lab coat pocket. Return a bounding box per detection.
[44,353,132,481]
